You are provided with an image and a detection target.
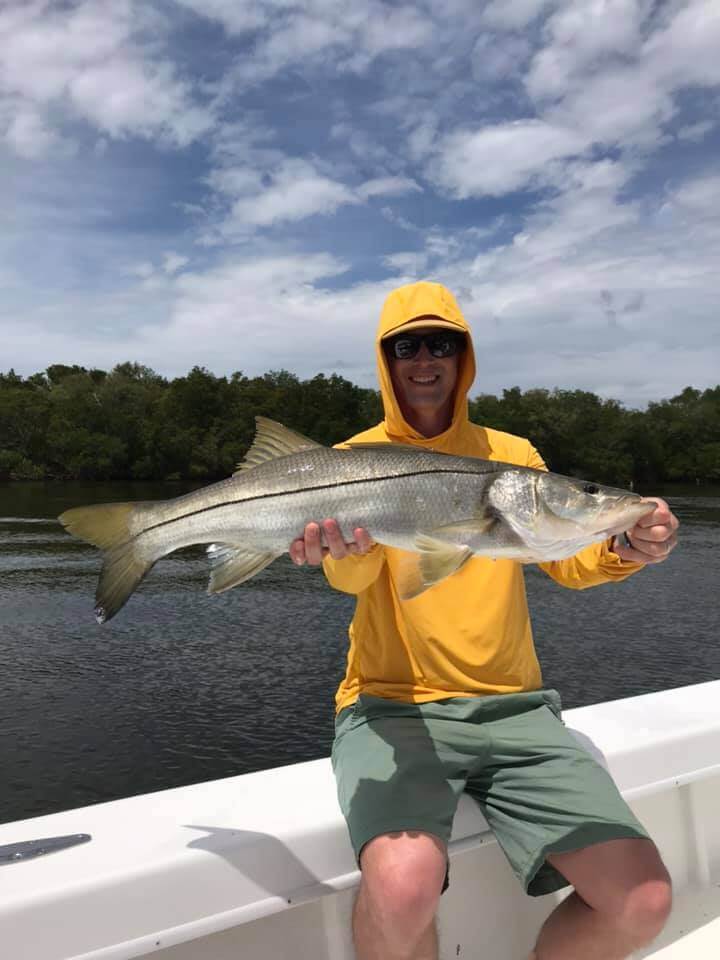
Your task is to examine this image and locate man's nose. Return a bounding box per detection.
[413,342,435,361]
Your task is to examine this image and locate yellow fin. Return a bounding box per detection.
[416,534,473,587]
[206,543,278,593]
[235,417,322,473]
[59,502,154,623]
[428,516,496,538]
[395,536,473,600]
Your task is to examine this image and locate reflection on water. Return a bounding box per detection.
[1,481,719,823]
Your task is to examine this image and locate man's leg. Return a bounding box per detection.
[353,830,447,960]
[533,837,672,960]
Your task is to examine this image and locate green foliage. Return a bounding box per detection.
[0,365,718,483]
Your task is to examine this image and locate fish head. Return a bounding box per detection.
[534,472,656,539]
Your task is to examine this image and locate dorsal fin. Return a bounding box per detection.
[235,417,323,473]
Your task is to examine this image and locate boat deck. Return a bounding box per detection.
[1,680,719,959]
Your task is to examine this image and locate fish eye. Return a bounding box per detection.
[583,483,600,495]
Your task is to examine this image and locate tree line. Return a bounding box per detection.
[1,363,718,486]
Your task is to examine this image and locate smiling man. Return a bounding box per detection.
[290,281,679,960]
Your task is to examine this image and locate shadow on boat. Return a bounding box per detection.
[183,823,338,900]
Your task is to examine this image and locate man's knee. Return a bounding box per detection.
[620,873,673,942]
[550,837,673,944]
[359,830,446,927]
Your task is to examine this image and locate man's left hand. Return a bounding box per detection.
[612,497,679,564]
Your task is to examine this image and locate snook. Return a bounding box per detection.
[59,417,654,623]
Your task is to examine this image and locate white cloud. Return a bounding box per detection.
[472,32,532,83]
[225,158,358,230]
[0,0,213,156]
[383,251,428,274]
[173,0,270,35]
[0,100,60,157]
[644,0,720,90]
[427,0,720,203]
[526,0,720,150]
[206,161,421,236]
[67,57,210,145]
[665,173,720,219]
[210,0,435,91]
[429,119,587,198]
[162,252,190,275]
[480,0,554,31]
[126,262,155,280]
[357,177,421,199]
[526,0,647,99]
[677,121,714,142]
[545,63,676,147]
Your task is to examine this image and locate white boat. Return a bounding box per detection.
[2,680,719,960]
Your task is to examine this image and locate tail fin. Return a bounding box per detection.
[59,503,154,623]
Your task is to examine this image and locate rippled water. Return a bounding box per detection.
[1,481,719,823]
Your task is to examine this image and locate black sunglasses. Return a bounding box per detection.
[385,331,466,360]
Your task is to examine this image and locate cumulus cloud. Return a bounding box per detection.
[205,159,422,237]
[480,0,554,31]
[0,0,213,156]
[357,177,422,200]
[429,119,587,197]
[426,0,720,203]
[212,158,358,233]
[162,252,190,275]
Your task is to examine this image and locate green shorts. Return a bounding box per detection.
[331,690,650,897]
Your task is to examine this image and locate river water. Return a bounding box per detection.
[1,481,718,823]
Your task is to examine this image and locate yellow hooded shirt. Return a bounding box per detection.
[324,282,644,712]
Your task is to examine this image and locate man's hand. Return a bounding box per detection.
[612,497,679,564]
[289,520,375,566]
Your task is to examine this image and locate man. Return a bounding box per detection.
[290,281,679,960]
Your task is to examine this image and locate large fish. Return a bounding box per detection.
[59,417,654,623]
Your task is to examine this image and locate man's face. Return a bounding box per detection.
[386,325,462,423]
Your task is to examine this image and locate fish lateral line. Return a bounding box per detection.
[137,466,500,538]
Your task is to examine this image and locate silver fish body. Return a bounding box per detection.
[59,417,653,622]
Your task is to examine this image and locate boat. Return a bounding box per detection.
[1,679,719,959]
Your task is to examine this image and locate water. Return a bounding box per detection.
[1,481,719,824]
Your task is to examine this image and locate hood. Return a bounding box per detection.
[375,281,477,448]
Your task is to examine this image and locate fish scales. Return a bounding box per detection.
[133,446,505,557]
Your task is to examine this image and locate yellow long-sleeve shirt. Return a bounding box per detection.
[323,282,644,713]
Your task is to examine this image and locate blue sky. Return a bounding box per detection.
[1,0,719,407]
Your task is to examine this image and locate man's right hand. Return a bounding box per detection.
[289,520,374,566]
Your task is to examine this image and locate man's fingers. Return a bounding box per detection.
[289,538,306,565]
[322,519,351,560]
[637,534,678,561]
[291,520,374,566]
[636,497,673,528]
[616,533,678,564]
[630,523,677,543]
[354,527,375,554]
[304,522,326,565]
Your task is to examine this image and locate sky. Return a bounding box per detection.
[1,0,719,408]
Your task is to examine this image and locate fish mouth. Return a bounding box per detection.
[591,499,656,537]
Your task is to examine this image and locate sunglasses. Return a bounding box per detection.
[385,331,466,360]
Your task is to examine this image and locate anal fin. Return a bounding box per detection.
[206,543,278,594]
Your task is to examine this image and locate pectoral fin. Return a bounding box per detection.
[428,515,496,539]
[395,535,473,600]
[206,543,278,594]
